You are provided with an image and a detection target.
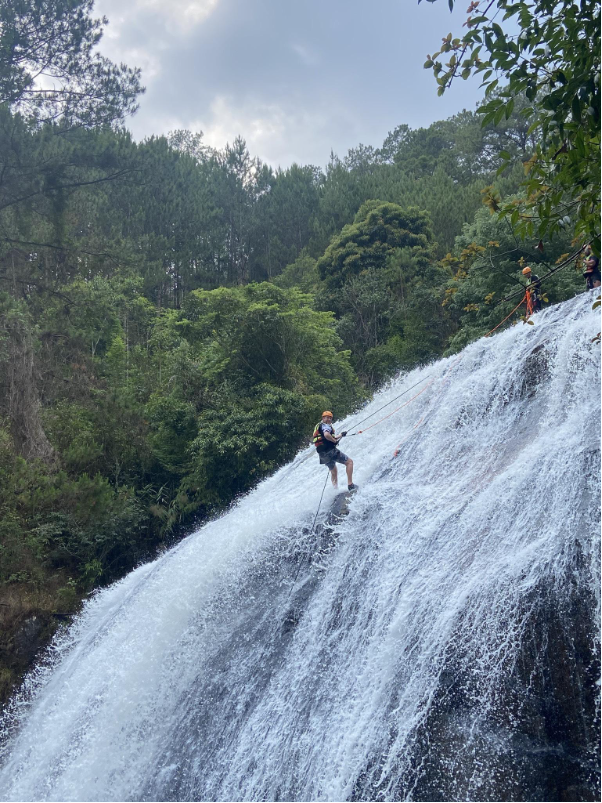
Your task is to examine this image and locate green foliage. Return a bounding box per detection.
[310,201,452,384]
[423,0,600,250]
[1,278,358,556]
[184,385,315,509]
[43,403,103,472]
[0,427,147,587]
[181,282,359,407]
[145,396,197,475]
[0,0,143,126]
[317,201,432,290]
[273,252,319,293]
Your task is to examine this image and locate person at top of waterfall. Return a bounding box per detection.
[312,411,356,491]
[522,266,542,312]
[582,246,601,290]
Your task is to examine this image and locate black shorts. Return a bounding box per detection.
[318,448,349,470]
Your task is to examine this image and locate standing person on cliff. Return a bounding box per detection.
[312,411,356,491]
[582,246,601,290]
[522,266,542,312]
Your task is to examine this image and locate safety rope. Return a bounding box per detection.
[273,448,313,486]
[349,380,436,436]
[494,242,592,308]
[310,292,526,455]
[484,294,527,337]
[310,471,331,534]
[392,286,538,454]
[393,414,426,456]
[286,470,330,599]
[347,292,527,440]
[345,376,432,436]
[310,243,596,453]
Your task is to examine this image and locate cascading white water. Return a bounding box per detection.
[0,294,599,802]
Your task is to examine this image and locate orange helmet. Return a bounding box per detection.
[322,410,333,418]
[522,266,532,275]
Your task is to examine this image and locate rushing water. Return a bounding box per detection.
[0,294,600,802]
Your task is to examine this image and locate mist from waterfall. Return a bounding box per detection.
[0,293,599,802]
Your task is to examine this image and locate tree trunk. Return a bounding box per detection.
[1,306,55,463]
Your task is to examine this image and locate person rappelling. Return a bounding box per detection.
[522,266,542,313]
[312,411,356,491]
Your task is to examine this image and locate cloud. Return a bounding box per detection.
[95,0,484,168]
[138,0,219,30]
[186,95,356,167]
[291,44,320,68]
[99,0,219,36]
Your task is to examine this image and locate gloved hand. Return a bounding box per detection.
[340,431,347,437]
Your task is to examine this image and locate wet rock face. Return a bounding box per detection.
[514,342,551,402]
[11,616,46,666]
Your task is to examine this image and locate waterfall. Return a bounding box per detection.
[0,294,599,802]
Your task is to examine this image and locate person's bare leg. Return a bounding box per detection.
[345,458,353,485]
[330,466,338,487]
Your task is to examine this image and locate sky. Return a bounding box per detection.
[95,0,483,169]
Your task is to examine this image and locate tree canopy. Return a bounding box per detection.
[317,201,432,289]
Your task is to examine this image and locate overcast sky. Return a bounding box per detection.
[95,0,483,169]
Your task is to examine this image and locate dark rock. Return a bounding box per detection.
[12,615,47,666]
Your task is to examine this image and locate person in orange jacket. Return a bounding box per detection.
[522,266,542,312]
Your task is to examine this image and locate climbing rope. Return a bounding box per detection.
[393,355,463,456]
[393,413,427,456]
[273,448,314,486]
[484,294,527,337]
[312,293,528,458]
[494,243,591,308]
[349,380,437,437]
[286,470,330,599]
[347,293,529,441]
[310,470,331,535]
[346,375,432,436]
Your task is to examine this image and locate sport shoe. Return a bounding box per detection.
[347,483,357,491]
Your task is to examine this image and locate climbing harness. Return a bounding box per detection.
[525,289,535,317]
[312,421,335,449]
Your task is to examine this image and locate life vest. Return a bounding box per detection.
[312,421,334,450]
[526,274,541,292]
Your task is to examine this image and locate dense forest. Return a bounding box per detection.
[0,0,598,701]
